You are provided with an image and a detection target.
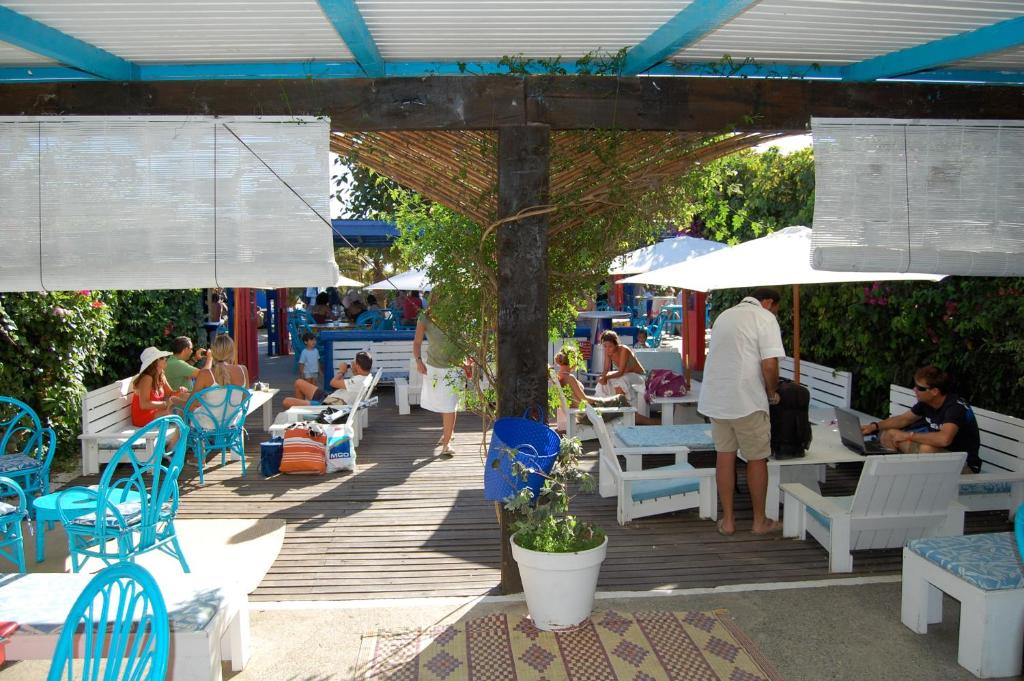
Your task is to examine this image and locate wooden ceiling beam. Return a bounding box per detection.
[0,76,1019,131]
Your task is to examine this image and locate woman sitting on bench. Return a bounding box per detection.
[596,330,646,405]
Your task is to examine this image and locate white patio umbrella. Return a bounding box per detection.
[620,226,945,379]
[608,235,726,275]
[365,267,432,291]
[336,274,365,288]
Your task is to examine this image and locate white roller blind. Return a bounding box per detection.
[810,118,1024,277]
[0,116,339,291]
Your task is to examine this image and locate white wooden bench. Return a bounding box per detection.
[394,343,426,416]
[890,384,1024,519]
[902,533,1024,678]
[780,357,852,409]
[79,379,277,476]
[326,339,414,385]
[623,348,701,424]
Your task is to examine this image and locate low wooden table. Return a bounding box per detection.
[0,572,250,681]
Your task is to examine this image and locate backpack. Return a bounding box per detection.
[769,378,812,458]
[644,369,690,403]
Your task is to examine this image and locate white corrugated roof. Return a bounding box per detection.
[0,0,1022,81]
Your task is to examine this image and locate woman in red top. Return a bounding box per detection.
[131,347,188,428]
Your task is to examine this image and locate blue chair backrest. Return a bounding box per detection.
[0,396,56,495]
[0,396,53,462]
[184,385,252,435]
[355,310,385,330]
[82,416,188,551]
[47,563,169,681]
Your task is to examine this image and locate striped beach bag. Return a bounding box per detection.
[280,423,327,475]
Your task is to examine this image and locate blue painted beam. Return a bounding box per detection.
[621,0,757,76]
[316,0,384,78]
[843,16,1024,81]
[1,61,1023,86]
[0,5,137,80]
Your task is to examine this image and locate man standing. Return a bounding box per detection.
[862,366,981,473]
[698,287,786,536]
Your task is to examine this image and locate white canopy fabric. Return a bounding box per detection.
[810,118,1024,277]
[619,226,944,291]
[608,235,726,275]
[365,268,432,291]
[0,116,339,292]
[336,274,365,288]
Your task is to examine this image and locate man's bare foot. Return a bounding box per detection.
[716,519,735,536]
[751,519,783,535]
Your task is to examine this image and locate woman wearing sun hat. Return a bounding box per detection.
[131,346,189,428]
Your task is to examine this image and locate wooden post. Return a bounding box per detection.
[681,288,690,385]
[496,124,551,595]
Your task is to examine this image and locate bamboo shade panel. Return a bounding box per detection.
[331,130,785,231]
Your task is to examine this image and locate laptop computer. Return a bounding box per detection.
[834,407,898,455]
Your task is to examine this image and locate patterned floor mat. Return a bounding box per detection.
[358,609,783,680]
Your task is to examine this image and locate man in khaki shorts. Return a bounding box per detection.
[697,287,785,536]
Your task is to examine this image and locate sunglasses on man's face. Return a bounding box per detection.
[913,384,932,392]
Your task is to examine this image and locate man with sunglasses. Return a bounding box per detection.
[861,366,981,473]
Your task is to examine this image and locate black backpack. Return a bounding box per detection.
[769,378,812,458]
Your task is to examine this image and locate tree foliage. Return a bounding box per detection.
[0,291,111,469]
[681,147,1024,418]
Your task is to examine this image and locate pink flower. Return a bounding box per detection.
[91,301,105,309]
[77,290,91,296]
[51,306,67,318]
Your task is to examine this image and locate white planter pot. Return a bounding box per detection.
[510,533,608,631]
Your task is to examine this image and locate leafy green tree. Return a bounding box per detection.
[0,291,111,469]
[96,290,205,385]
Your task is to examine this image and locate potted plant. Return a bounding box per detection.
[503,435,607,630]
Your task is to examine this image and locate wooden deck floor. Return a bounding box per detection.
[72,384,1012,602]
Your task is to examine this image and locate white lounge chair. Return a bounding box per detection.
[550,369,634,442]
[781,452,967,573]
[585,404,716,526]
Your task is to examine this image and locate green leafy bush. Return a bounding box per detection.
[94,290,204,386]
[0,291,111,469]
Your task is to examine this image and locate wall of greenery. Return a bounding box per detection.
[0,289,203,471]
[692,147,1024,418]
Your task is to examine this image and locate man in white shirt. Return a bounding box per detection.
[283,351,373,408]
[698,288,785,537]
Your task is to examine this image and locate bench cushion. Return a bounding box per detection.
[71,500,171,529]
[959,481,1012,495]
[908,533,1024,591]
[0,455,40,474]
[616,424,714,450]
[631,463,701,502]
[806,496,853,531]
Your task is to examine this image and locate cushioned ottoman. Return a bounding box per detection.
[901,533,1024,678]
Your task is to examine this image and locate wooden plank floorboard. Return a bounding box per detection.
[66,380,1013,601]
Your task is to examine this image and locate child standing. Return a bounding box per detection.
[298,333,321,385]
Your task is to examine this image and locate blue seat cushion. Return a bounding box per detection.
[631,463,701,503]
[805,496,853,531]
[959,481,1012,495]
[908,533,1024,591]
[0,454,39,474]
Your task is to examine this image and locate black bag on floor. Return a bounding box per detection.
[769,378,811,459]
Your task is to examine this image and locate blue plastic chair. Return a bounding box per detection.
[47,563,169,681]
[645,312,667,348]
[0,476,27,572]
[183,385,252,484]
[57,416,190,573]
[0,396,56,499]
[288,308,317,371]
[355,309,386,330]
[1015,503,1024,561]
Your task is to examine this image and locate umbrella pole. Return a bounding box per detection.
[682,288,691,385]
[792,284,801,383]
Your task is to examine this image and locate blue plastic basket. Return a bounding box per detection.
[484,416,560,502]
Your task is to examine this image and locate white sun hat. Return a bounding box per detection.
[138,346,172,374]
